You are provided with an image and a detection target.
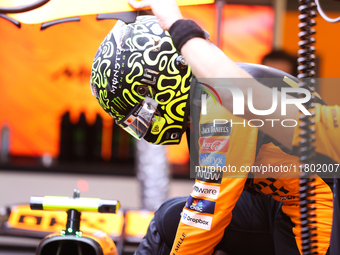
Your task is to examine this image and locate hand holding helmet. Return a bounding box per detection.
[128,0,183,31]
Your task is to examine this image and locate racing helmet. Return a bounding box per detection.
[90,15,192,145]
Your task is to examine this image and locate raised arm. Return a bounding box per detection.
[128,0,298,149]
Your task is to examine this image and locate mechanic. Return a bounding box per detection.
[90,6,333,255]
[127,1,340,254]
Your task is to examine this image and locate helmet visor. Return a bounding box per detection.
[117,97,158,140]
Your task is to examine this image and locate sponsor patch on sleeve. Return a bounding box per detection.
[191,182,220,200]
[181,208,213,231]
[195,166,223,184]
[199,138,229,153]
[199,153,226,168]
[185,196,215,214]
[200,122,231,137]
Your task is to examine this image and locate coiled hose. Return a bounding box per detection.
[297,1,318,254]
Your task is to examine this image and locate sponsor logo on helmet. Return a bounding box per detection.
[112,48,124,94]
[124,114,137,126]
[152,125,159,133]
[181,209,212,230]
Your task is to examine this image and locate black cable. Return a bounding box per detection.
[0,0,50,14]
[297,1,318,254]
[315,0,340,23]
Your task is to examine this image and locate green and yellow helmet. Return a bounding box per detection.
[90,16,192,145]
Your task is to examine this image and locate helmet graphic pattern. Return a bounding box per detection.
[90,16,192,145]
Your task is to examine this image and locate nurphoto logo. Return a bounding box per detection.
[200,82,312,128]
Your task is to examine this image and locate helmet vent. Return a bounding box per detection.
[170,133,179,139]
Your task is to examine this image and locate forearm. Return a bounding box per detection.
[181,38,252,79]
[128,0,297,149]
[181,38,297,149]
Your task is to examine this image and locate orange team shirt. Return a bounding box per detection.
[293,103,340,164]
[170,99,333,255]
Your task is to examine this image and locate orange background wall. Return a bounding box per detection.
[0,4,274,161]
[0,15,117,157]
[282,11,340,106]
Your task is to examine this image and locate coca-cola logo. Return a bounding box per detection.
[200,138,229,152]
[202,140,222,151]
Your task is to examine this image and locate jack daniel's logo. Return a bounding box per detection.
[201,122,231,137]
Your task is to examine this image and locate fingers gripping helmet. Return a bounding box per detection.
[90,16,192,145]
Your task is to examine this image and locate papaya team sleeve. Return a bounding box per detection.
[170,98,334,254]
[170,177,247,255]
[170,99,257,254]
